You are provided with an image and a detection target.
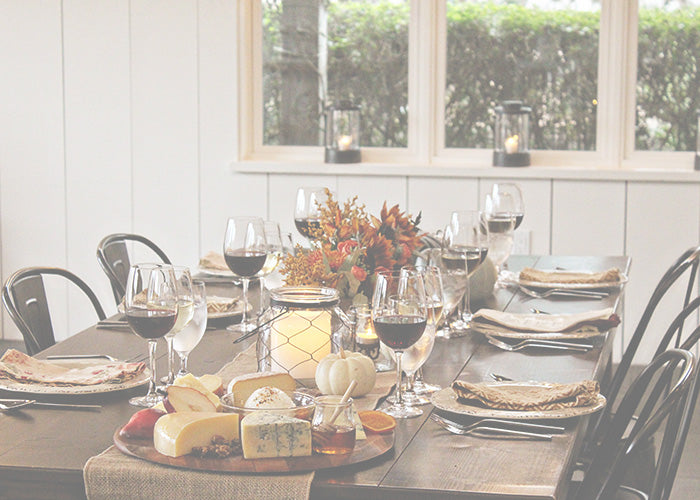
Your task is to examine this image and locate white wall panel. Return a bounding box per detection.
[0,1,66,340]
[63,0,132,325]
[625,182,700,364]
[130,0,199,267]
[268,174,337,242]
[337,176,407,219]
[407,177,478,234]
[551,180,625,256]
[198,0,267,256]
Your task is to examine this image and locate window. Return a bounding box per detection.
[240,0,700,169]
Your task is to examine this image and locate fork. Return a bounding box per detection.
[431,412,565,434]
[518,286,607,299]
[430,414,553,440]
[487,336,592,353]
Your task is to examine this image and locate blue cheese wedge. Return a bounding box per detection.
[153,412,239,458]
[240,411,311,459]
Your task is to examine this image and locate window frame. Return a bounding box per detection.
[237,0,697,170]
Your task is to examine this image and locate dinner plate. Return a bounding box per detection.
[197,266,235,278]
[431,383,606,420]
[503,270,628,290]
[207,299,251,320]
[114,427,394,473]
[0,359,150,395]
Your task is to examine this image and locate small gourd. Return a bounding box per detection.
[469,257,498,302]
[315,348,376,397]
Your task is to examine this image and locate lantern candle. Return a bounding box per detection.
[355,320,378,346]
[505,135,519,154]
[337,135,353,152]
[269,309,332,380]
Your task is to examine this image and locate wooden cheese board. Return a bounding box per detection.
[113,426,394,473]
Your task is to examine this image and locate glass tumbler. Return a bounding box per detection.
[311,395,357,455]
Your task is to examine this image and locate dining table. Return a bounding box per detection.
[0,255,630,500]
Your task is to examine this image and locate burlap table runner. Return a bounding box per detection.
[452,379,600,411]
[84,345,394,500]
[519,267,623,284]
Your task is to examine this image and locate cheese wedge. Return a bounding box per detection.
[153,412,239,458]
[240,411,311,459]
[172,373,222,411]
[227,372,296,405]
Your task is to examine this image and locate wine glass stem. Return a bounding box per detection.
[415,367,424,384]
[178,353,189,376]
[394,351,404,405]
[146,340,158,397]
[464,273,472,319]
[405,371,415,393]
[165,335,175,385]
[240,278,249,325]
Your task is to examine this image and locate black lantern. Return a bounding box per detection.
[324,101,361,164]
[695,110,700,171]
[493,100,531,167]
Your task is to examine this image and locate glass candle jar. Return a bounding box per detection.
[257,287,351,383]
[324,101,361,164]
[493,100,531,167]
[311,395,356,455]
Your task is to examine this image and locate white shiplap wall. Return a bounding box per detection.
[1,1,698,366]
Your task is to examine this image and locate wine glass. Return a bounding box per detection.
[223,217,268,334]
[491,182,525,230]
[483,193,516,278]
[125,264,178,407]
[372,269,428,418]
[442,211,489,335]
[294,187,328,244]
[260,221,285,291]
[173,281,207,378]
[161,266,194,386]
[426,246,467,339]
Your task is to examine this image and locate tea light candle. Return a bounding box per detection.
[355,321,378,346]
[337,135,353,151]
[269,310,332,380]
[505,135,519,154]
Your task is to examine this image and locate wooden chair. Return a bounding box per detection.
[96,233,171,305]
[575,349,697,500]
[1,267,106,355]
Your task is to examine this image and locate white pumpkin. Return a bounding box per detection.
[315,348,376,397]
[469,257,498,302]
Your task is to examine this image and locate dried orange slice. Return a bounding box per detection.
[358,410,396,434]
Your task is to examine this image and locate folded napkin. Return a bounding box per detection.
[471,308,620,336]
[452,379,600,411]
[519,267,623,284]
[0,349,145,386]
[199,251,229,271]
[206,296,240,315]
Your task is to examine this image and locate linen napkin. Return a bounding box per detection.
[471,308,620,336]
[199,251,229,271]
[84,345,394,500]
[451,379,600,411]
[519,267,623,285]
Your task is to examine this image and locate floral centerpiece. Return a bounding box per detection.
[281,190,424,306]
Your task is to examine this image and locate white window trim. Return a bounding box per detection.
[237,0,697,171]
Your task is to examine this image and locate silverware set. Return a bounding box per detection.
[430,413,564,441]
[486,335,593,353]
[96,319,215,331]
[0,399,101,412]
[517,286,608,300]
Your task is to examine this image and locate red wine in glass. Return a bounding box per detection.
[126,309,177,339]
[441,245,489,275]
[513,212,524,229]
[224,249,267,277]
[374,314,426,350]
[294,218,322,239]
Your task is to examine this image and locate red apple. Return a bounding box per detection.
[165,385,218,413]
[119,408,166,439]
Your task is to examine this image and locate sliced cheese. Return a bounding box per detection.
[240,411,311,459]
[227,372,296,406]
[153,412,239,458]
[173,373,222,411]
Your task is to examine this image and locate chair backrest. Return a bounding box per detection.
[96,233,171,304]
[576,349,697,500]
[1,267,106,355]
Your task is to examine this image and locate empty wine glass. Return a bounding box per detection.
[161,266,194,386]
[294,187,329,244]
[483,194,515,278]
[260,221,285,290]
[223,217,268,334]
[372,269,428,419]
[442,211,489,335]
[125,264,178,407]
[173,281,207,378]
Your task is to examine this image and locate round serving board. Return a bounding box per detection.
[113,426,394,473]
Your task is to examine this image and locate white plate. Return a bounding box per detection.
[207,299,250,320]
[197,266,235,278]
[0,359,150,395]
[431,382,606,420]
[503,270,628,290]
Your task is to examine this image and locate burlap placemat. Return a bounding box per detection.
[519,267,623,284]
[84,345,394,500]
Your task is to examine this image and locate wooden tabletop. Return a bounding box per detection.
[0,256,630,500]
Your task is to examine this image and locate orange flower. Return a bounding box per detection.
[338,240,358,255]
[351,266,367,282]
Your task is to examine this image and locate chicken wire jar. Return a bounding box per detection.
[493,100,531,167]
[257,287,351,384]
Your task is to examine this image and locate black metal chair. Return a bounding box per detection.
[575,349,697,500]
[96,233,171,305]
[1,267,106,355]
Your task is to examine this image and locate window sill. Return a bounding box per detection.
[232,160,700,183]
